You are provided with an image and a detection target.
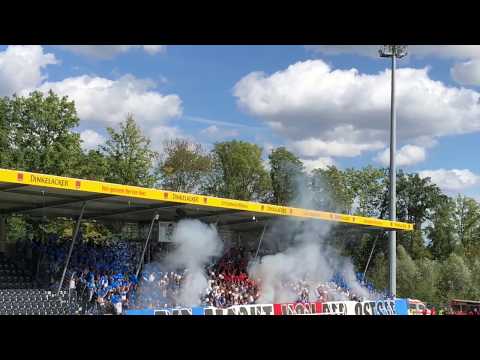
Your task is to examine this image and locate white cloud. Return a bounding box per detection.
[418,169,480,192]
[0,45,58,96]
[234,59,480,161]
[142,45,166,55]
[0,45,182,151]
[35,74,182,128]
[60,45,166,59]
[200,125,239,140]
[307,45,480,60]
[80,129,106,151]
[375,144,426,167]
[451,60,480,86]
[149,125,187,151]
[301,157,335,172]
[291,137,384,158]
[307,45,480,86]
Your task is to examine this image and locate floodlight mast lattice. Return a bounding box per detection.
[379,45,408,299]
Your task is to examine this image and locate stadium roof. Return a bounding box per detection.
[0,168,413,232]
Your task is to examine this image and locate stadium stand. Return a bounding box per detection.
[0,251,83,315]
[0,252,33,289]
[0,289,78,315]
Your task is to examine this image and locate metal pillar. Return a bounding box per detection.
[388,54,397,298]
[57,202,87,295]
[254,223,268,261]
[362,236,378,282]
[135,213,159,278]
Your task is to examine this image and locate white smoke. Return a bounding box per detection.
[248,171,373,304]
[135,219,223,308]
[164,219,223,306]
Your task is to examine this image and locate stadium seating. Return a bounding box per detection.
[0,289,79,315]
[0,253,81,315]
[0,253,34,289]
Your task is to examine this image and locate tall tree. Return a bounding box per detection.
[414,258,440,305]
[77,149,109,181]
[348,166,387,218]
[1,91,82,176]
[0,97,11,167]
[310,166,355,213]
[158,139,212,193]
[453,195,480,256]
[394,172,444,259]
[101,115,158,187]
[396,245,419,298]
[268,147,304,205]
[206,140,270,201]
[427,197,457,260]
[437,253,472,304]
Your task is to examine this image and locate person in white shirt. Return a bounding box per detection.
[68,273,77,303]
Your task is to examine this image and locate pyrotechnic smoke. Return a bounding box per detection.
[164,219,223,306]
[248,170,373,303]
[135,219,223,308]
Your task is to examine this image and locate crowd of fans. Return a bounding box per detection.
[31,235,140,314]
[134,247,261,309]
[27,236,388,314]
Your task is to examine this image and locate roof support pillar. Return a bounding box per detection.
[254,222,269,261]
[136,213,160,278]
[57,202,87,295]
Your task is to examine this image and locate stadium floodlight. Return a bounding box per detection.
[379,45,408,58]
[380,45,408,299]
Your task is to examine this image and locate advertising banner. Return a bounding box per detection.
[321,300,396,315]
[203,304,274,315]
[153,307,205,315]
[352,300,396,315]
[125,300,398,316]
[273,302,323,315]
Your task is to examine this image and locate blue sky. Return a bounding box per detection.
[1,45,480,199]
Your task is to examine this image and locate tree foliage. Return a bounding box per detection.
[206,140,270,201]
[268,147,304,205]
[0,91,82,176]
[100,115,158,187]
[158,139,212,193]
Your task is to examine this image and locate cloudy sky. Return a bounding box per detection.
[1,45,480,199]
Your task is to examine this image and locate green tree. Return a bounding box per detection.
[414,258,440,305]
[310,166,355,213]
[101,115,158,187]
[395,172,444,259]
[349,166,387,218]
[1,91,82,176]
[427,197,457,260]
[77,149,109,181]
[368,251,388,293]
[206,140,270,201]
[0,97,11,167]
[268,147,304,205]
[158,139,212,193]
[467,259,480,300]
[437,253,472,305]
[453,195,480,257]
[396,245,419,298]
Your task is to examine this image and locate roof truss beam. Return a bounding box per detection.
[0,194,114,215]
[84,203,186,220]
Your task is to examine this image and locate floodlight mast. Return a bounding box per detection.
[379,45,408,299]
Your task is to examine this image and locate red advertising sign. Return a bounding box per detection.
[273,302,323,315]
